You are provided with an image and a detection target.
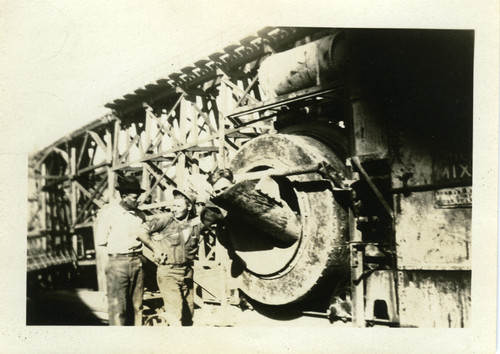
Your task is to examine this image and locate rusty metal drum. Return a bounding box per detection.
[223,133,350,305]
[258,33,345,99]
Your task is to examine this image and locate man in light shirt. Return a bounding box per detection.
[95,175,162,326]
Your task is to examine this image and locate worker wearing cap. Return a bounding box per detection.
[146,188,201,326]
[94,175,163,326]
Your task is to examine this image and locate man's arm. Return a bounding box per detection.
[145,213,173,234]
[136,225,166,264]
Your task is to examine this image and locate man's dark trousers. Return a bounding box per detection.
[105,254,145,326]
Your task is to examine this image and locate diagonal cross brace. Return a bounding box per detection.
[223,75,261,109]
[88,131,111,162]
[176,87,218,135]
[144,99,184,151]
[351,156,393,220]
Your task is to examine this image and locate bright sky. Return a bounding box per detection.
[0,0,494,156]
[1,0,269,154]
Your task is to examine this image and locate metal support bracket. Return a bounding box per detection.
[351,156,393,220]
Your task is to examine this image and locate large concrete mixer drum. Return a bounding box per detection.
[213,132,350,306]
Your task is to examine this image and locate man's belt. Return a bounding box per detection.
[108,251,143,258]
[160,262,190,268]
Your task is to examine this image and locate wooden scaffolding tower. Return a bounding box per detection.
[27,26,333,309]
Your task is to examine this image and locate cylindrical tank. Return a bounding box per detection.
[258,32,345,99]
[221,132,349,305]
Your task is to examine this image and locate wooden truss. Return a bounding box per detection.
[27,26,325,306]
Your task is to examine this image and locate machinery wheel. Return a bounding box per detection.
[226,132,350,305]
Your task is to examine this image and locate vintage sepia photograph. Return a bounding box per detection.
[1,0,498,353]
[26,26,474,329]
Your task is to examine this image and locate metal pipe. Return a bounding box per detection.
[235,163,321,181]
[212,179,301,244]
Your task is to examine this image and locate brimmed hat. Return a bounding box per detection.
[172,188,196,206]
[116,176,145,194]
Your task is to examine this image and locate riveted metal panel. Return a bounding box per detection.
[394,191,471,270]
[398,270,470,327]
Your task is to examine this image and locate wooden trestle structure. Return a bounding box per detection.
[27,26,332,307]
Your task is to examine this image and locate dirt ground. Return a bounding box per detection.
[27,288,351,327]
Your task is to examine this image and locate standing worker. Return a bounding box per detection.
[146,189,202,326]
[95,175,163,326]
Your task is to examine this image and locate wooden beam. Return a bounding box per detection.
[70,148,77,227]
[144,157,179,189]
[47,192,58,234]
[190,101,218,135]
[57,192,70,232]
[112,120,121,163]
[217,79,230,169]
[176,154,186,190]
[74,181,105,209]
[145,107,183,149]
[35,147,54,170]
[179,96,188,144]
[29,174,71,180]
[233,74,260,109]
[190,152,199,174]
[111,113,273,171]
[52,147,69,164]
[40,164,47,230]
[105,128,113,164]
[77,161,109,176]
[138,124,145,157]
[221,76,260,105]
[119,134,141,165]
[89,141,98,166]
[143,105,153,151]
[218,113,226,169]
[76,177,107,223]
[141,165,170,202]
[191,97,201,144]
[76,132,89,170]
[177,87,218,134]
[88,131,111,161]
[108,120,121,202]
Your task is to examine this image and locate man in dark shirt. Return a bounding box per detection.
[146,189,201,326]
